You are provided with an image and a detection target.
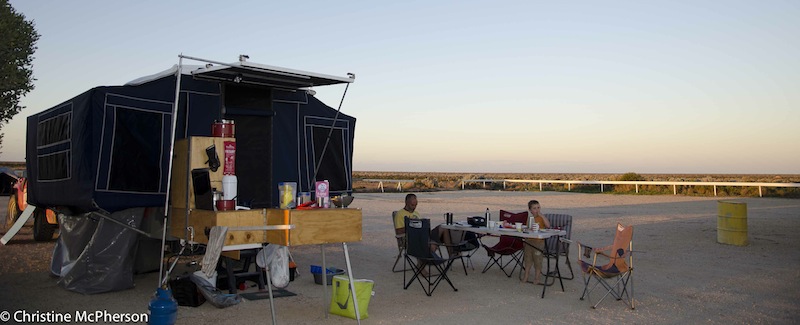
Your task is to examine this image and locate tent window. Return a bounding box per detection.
[38,151,70,181]
[37,112,71,147]
[36,110,72,181]
[107,108,162,192]
[311,126,349,192]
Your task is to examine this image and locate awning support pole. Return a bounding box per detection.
[159,54,184,289]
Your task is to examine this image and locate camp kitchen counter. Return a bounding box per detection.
[169,207,362,251]
[170,207,364,323]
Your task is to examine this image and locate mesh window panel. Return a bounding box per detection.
[37,112,71,147]
[38,151,70,180]
[312,127,348,191]
[107,109,162,192]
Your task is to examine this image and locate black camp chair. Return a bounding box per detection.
[449,229,482,275]
[403,217,459,296]
[543,213,574,280]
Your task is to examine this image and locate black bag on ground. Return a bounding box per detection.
[169,275,206,307]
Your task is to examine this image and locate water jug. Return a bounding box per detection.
[148,287,177,325]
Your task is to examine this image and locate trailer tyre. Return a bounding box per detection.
[33,209,57,241]
[6,194,21,227]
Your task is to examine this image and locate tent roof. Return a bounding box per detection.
[125,61,354,89]
[125,65,201,86]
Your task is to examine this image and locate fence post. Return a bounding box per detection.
[673,184,677,195]
[635,184,639,193]
[379,181,384,193]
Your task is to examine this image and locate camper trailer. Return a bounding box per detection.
[22,56,357,293]
[26,59,356,214]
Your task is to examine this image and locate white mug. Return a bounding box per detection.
[531,223,540,232]
[488,221,496,229]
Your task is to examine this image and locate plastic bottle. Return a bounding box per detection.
[222,174,237,201]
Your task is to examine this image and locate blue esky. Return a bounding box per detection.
[4,0,799,174]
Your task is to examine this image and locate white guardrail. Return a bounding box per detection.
[460,179,800,197]
[361,179,415,192]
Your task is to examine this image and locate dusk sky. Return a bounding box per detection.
[5,1,799,174]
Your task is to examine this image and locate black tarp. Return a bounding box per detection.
[26,66,356,213]
[0,167,19,195]
[50,208,144,294]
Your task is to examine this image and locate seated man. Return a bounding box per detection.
[394,193,453,256]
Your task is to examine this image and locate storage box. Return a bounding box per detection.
[310,265,344,285]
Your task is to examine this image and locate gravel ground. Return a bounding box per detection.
[1,191,799,324]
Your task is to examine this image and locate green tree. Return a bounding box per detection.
[0,0,40,153]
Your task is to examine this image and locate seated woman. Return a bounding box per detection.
[521,199,551,284]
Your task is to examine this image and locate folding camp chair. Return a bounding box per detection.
[543,213,574,280]
[448,229,482,275]
[403,217,459,296]
[391,211,410,272]
[577,223,635,309]
[481,210,527,277]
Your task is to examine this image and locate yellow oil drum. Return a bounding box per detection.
[717,201,748,246]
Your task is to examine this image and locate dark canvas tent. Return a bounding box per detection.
[25,62,356,214]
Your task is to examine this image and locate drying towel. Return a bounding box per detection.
[202,226,228,277]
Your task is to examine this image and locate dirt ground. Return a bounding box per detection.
[1,191,799,324]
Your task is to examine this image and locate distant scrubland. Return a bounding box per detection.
[352,171,800,198]
[3,161,797,198]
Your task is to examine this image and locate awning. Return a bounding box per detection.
[190,61,354,89]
